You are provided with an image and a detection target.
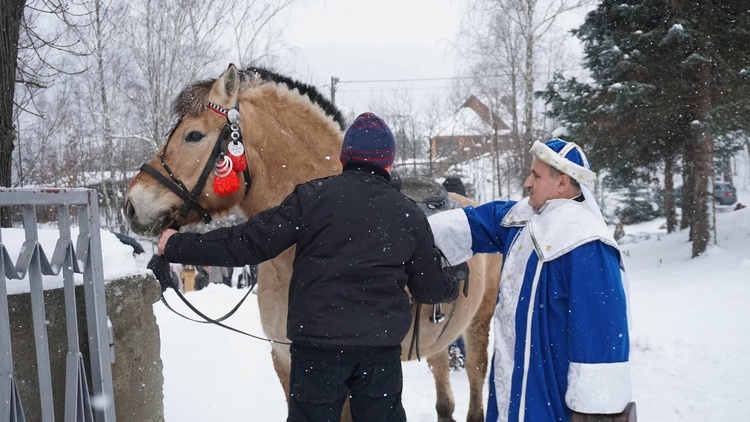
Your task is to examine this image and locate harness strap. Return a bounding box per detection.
[179,127,226,220]
[206,102,253,195]
[408,303,422,361]
[140,163,213,223]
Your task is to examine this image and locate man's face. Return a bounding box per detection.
[524,158,562,210]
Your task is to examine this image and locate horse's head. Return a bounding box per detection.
[124,64,345,236]
[124,64,248,235]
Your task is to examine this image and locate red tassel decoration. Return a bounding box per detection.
[213,171,240,196]
[230,153,247,172]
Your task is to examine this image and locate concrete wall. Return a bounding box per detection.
[7,273,164,421]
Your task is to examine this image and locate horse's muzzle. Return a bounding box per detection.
[123,198,176,237]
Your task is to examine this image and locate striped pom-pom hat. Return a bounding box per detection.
[340,112,396,168]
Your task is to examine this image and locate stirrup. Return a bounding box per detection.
[430,304,445,323]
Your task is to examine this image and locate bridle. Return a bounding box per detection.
[142,104,276,343]
[140,101,253,225]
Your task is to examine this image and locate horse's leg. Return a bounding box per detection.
[463,255,502,422]
[270,343,292,404]
[427,352,457,422]
[256,253,294,410]
[463,315,491,422]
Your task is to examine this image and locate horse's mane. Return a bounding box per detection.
[171,66,346,131]
[243,67,346,131]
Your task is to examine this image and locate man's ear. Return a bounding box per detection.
[558,174,575,194]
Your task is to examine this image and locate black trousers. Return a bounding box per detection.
[287,345,407,422]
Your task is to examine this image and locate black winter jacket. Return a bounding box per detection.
[164,162,459,347]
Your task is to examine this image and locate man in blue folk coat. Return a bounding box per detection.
[429,139,634,422]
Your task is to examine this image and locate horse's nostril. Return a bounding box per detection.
[124,199,136,221]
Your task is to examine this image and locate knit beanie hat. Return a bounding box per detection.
[340,112,396,167]
[529,138,597,187]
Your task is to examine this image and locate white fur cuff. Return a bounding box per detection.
[427,208,473,265]
[565,361,632,414]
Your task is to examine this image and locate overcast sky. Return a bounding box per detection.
[279,0,464,115]
[280,0,590,118]
[285,0,463,48]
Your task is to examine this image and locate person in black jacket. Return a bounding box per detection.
[157,112,458,422]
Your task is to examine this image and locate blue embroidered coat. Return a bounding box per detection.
[429,197,631,422]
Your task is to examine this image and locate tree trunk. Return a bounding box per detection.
[680,140,695,232]
[493,127,502,199]
[0,0,27,227]
[720,155,732,183]
[522,25,535,174]
[94,0,124,231]
[508,76,523,180]
[663,152,677,233]
[501,37,523,181]
[691,61,713,258]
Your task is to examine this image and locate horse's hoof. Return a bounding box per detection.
[437,417,456,422]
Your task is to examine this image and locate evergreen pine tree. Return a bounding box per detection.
[540,0,750,256]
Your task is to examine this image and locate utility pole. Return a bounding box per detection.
[330,76,339,105]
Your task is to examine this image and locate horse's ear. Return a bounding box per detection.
[216,63,240,103]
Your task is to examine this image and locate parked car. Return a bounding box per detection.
[714,182,737,205]
[673,182,737,207]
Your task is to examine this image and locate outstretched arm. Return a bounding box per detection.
[160,191,302,267]
[405,218,459,304]
[428,200,515,265]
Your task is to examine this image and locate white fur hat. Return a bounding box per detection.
[530,139,597,187]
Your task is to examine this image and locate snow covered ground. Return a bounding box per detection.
[152,199,750,421]
[3,156,749,421]
[621,207,750,421]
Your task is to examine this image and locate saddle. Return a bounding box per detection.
[396,174,471,314]
[399,175,458,216]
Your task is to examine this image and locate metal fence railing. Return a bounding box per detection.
[0,188,116,422]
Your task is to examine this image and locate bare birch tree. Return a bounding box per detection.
[4,0,301,229]
[458,0,592,192]
[226,0,297,68]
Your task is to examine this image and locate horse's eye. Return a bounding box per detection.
[185,131,204,143]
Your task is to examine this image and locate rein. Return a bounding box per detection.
[140,101,253,224]
[165,286,290,345]
[148,255,290,345]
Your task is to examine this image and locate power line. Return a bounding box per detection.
[339,86,456,93]
[336,67,586,84]
[338,75,503,84]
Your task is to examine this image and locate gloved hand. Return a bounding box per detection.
[147,254,176,292]
[444,262,470,297]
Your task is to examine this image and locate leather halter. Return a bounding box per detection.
[139,102,252,224]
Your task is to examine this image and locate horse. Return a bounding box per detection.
[124,64,502,422]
